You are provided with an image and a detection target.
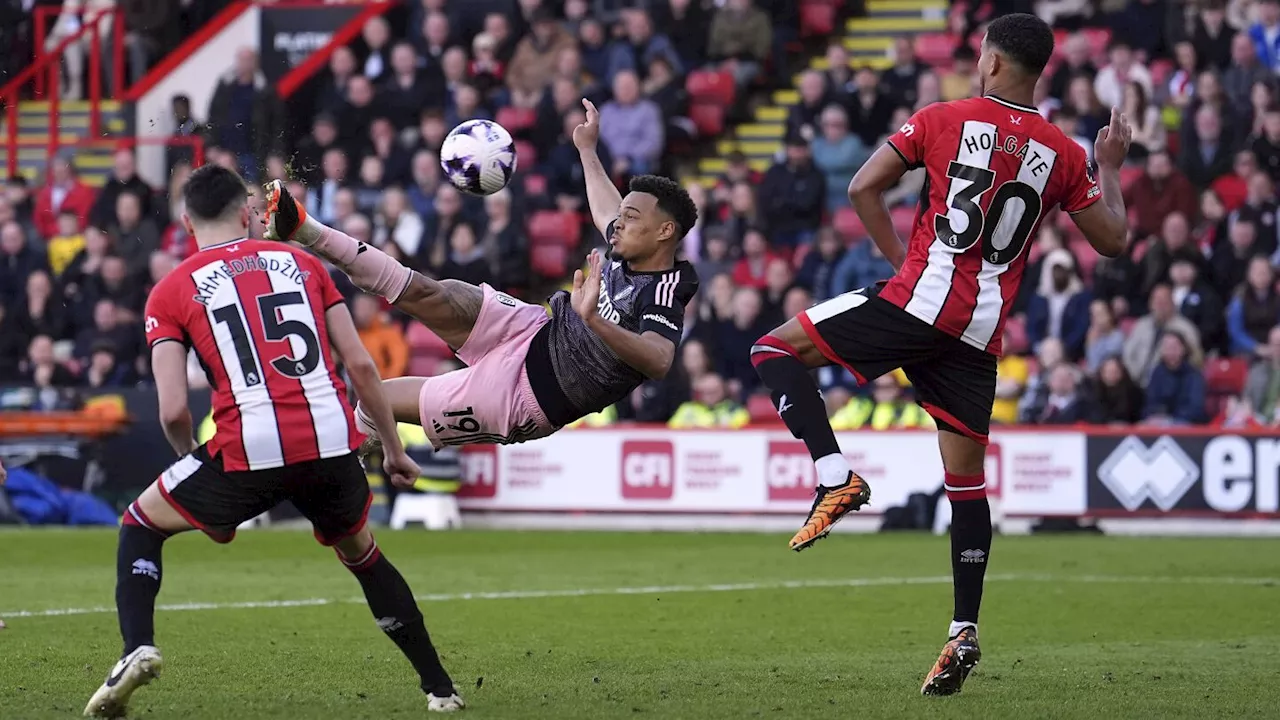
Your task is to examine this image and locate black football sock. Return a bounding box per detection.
[342,541,455,695]
[945,472,991,636]
[751,337,848,486]
[116,511,169,655]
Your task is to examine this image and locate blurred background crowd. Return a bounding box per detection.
[2,0,1280,433]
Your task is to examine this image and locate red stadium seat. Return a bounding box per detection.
[747,394,782,424]
[689,102,725,137]
[406,323,453,377]
[799,0,837,38]
[686,69,736,107]
[1120,166,1144,192]
[523,172,548,198]
[1082,28,1112,61]
[531,244,569,278]
[495,106,537,134]
[514,139,537,169]
[890,206,917,238]
[915,33,959,68]
[833,207,867,242]
[527,210,581,248]
[1204,357,1250,395]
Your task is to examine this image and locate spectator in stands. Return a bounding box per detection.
[1066,75,1107,140]
[47,210,85,279]
[352,156,388,215]
[59,226,110,313]
[992,330,1029,424]
[359,14,393,83]
[339,75,381,148]
[352,293,409,380]
[1093,39,1152,111]
[374,187,425,258]
[1142,332,1207,425]
[1208,149,1254,214]
[108,190,161,281]
[1225,32,1270,111]
[34,157,95,239]
[479,190,527,290]
[469,32,506,96]
[795,227,846,302]
[1017,337,1069,421]
[0,303,23,383]
[707,0,771,89]
[1181,104,1237,189]
[1085,299,1126,373]
[90,149,152,231]
[74,298,134,365]
[1027,248,1092,360]
[406,150,442,222]
[1226,256,1280,356]
[1029,364,1097,425]
[308,148,349,226]
[940,46,977,102]
[14,270,66,342]
[731,228,780,290]
[1126,151,1197,239]
[914,71,941,111]
[787,70,832,141]
[413,109,449,156]
[1252,108,1280,185]
[715,286,767,393]
[831,373,933,430]
[1168,41,1200,111]
[758,136,824,249]
[547,108,611,212]
[760,257,793,328]
[1244,325,1280,424]
[419,185,466,272]
[294,114,340,189]
[811,105,869,214]
[881,37,926,108]
[1048,33,1096,101]
[668,373,748,429]
[22,335,76,389]
[847,66,896,147]
[206,47,285,181]
[381,42,438,132]
[317,46,358,115]
[508,8,575,108]
[0,221,47,305]
[415,10,452,72]
[576,18,611,85]
[1232,172,1280,255]
[823,41,854,98]
[696,227,733,283]
[1121,82,1165,159]
[600,70,664,176]
[5,176,36,236]
[1249,0,1280,73]
[1192,0,1235,72]
[1124,283,1204,385]
[1171,258,1227,355]
[1095,355,1144,424]
[1195,187,1229,249]
[1212,217,1261,300]
[608,8,682,85]
[655,0,712,71]
[82,338,132,388]
[1140,212,1203,299]
[831,235,894,296]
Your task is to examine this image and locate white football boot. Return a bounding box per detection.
[84,645,164,718]
[427,691,466,712]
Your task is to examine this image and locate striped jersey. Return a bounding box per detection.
[530,251,699,423]
[882,95,1100,355]
[144,239,361,471]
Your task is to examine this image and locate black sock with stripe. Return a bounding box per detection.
[343,543,455,696]
[116,519,168,655]
[945,472,991,632]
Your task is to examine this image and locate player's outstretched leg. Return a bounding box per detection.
[85,487,186,718]
[262,180,482,350]
[334,528,465,712]
[921,430,990,696]
[752,318,870,551]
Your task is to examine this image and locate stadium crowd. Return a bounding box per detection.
[2,0,1280,431]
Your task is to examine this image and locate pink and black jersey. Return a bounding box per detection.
[145,239,362,471]
[881,95,1100,355]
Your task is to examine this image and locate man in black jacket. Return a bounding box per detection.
[757,135,825,249]
[204,47,286,181]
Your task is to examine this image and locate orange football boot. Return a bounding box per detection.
[921,626,981,696]
[788,473,871,551]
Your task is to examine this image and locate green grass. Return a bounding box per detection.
[2,530,1280,719]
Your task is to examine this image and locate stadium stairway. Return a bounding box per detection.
[691,0,948,186]
[0,100,129,187]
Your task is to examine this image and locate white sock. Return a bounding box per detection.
[949,621,977,639]
[814,453,852,488]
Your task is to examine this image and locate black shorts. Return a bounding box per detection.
[157,445,372,545]
[798,285,997,444]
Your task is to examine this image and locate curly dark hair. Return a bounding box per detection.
[629,174,699,242]
[985,13,1055,76]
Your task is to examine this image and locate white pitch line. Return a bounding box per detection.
[2,573,1276,619]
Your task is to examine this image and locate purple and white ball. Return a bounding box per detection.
[440,119,517,196]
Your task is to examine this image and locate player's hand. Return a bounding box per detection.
[1094,107,1132,171]
[573,99,600,152]
[383,450,420,489]
[571,249,604,322]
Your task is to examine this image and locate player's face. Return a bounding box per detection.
[610,192,673,262]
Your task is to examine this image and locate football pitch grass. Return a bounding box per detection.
[2,530,1279,719]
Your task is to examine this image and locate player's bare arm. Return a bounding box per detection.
[1070,107,1132,258]
[262,180,482,351]
[151,340,197,457]
[848,145,911,270]
[572,249,675,379]
[326,302,421,488]
[574,99,624,236]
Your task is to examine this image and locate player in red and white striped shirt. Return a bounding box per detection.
[751,14,1131,696]
[86,165,464,718]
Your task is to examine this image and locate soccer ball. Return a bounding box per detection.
[440,119,517,196]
